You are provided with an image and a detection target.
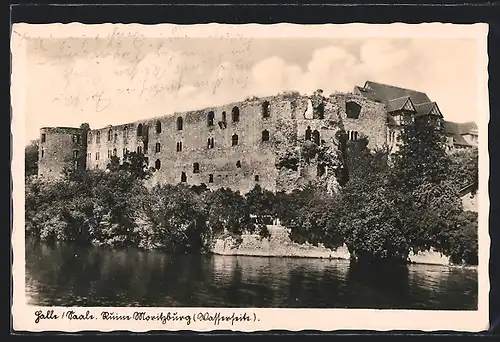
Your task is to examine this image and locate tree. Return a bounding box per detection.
[205,187,254,241]
[339,186,408,263]
[119,151,153,180]
[25,140,39,178]
[300,140,319,162]
[288,189,344,249]
[245,184,275,220]
[106,155,121,172]
[447,210,478,265]
[387,116,474,260]
[134,183,208,252]
[447,148,478,189]
[336,139,408,262]
[389,117,451,191]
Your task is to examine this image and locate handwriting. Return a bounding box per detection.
[15,29,254,113]
[65,310,96,321]
[194,312,252,326]
[32,309,258,326]
[34,310,59,324]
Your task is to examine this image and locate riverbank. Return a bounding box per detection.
[211,225,476,268]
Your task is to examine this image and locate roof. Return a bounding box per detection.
[444,121,478,146]
[459,182,478,197]
[360,81,432,105]
[414,101,439,117]
[386,96,412,113]
[457,121,478,134]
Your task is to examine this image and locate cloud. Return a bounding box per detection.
[241,39,478,126]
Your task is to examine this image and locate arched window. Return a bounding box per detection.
[96,131,101,144]
[346,101,362,119]
[207,111,215,126]
[312,130,320,145]
[207,137,214,149]
[209,174,214,183]
[156,121,162,134]
[232,134,239,146]
[114,133,118,143]
[193,162,200,173]
[137,124,143,137]
[155,159,161,170]
[262,101,270,118]
[236,160,241,168]
[222,111,227,123]
[177,117,183,130]
[176,141,182,152]
[305,126,312,141]
[262,130,270,142]
[181,171,187,183]
[108,129,112,141]
[232,106,240,123]
[123,126,129,139]
[254,175,260,182]
[347,130,359,141]
[112,148,117,157]
[155,142,161,153]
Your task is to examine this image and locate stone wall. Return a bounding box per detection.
[212,226,452,266]
[41,92,389,194]
[38,127,82,179]
[84,93,345,194]
[331,93,388,149]
[212,226,351,259]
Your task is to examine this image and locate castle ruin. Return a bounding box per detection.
[37,81,472,193]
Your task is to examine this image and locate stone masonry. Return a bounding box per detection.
[37,88,392,193]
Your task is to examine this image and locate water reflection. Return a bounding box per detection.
[25,240,477,309]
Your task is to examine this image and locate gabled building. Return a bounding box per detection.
[354,80,476,152]
[443,121,478,150]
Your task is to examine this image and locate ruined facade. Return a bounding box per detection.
[38,127,85,179]
[37,81,467,193]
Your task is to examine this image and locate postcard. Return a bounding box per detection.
[11,22,490,332]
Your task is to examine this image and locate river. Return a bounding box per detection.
[25,240,478,310]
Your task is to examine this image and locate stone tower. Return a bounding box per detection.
[38,127,86,179]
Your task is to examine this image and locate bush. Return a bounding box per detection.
[134,183,208,252]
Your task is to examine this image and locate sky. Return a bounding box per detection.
[23,35,479,144]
